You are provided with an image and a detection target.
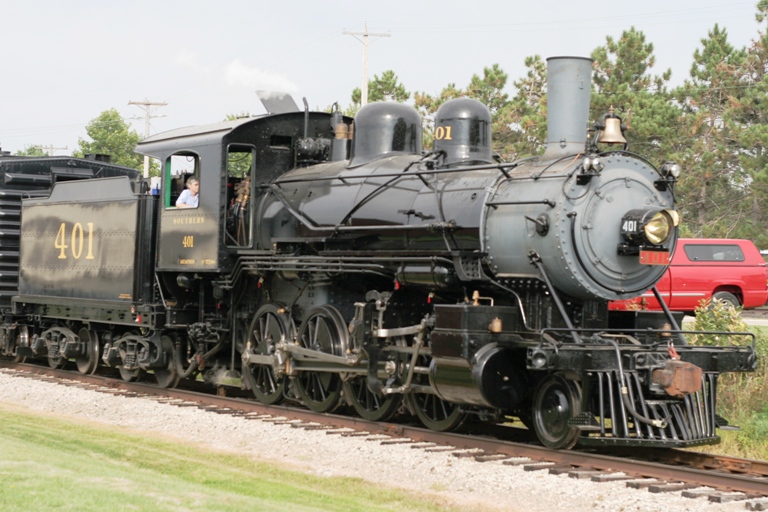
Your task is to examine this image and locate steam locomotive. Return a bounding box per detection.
[1,57,756,450]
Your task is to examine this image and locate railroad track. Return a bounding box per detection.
[3,361,768,509]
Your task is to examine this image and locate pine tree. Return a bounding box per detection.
[590,28,679,165]
[495,55,547,160]
[729,0,768,246]
[673,24,748,237]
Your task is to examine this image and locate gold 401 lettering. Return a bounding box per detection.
[182,235,194,248]
[433,125,453,140]
[55,222,94,260]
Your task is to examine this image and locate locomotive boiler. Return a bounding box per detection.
[3,57,756,450]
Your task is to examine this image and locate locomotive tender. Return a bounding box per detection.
[3,57,757,450]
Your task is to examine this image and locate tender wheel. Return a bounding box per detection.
[712,291,740,309]
[12,330,26,363]
[241,304,292,404]
[295,306,345,413]
[532,374,582,450]
[153,335,180,388]
[406,355,465,431]
[48,354,64,368]
[343,336,406,422]
[119,366,141,382]
[47,326,65,369]
[117,331,141,382]
[75,327,99,375]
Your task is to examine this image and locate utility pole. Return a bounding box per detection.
[42,145,68,156]
[343,23,390,106]
[128,99,167,178]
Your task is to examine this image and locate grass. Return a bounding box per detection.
[689,304,768,460]
[0,403,463,512]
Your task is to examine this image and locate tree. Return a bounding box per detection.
[75,109,143,170]
[350,70,410,109]
[495,55,547,160]
[590,28,680,165]
[728,0,768,247]
[15,145,47,157]
[672,24,748,238]
[465,64,509,116]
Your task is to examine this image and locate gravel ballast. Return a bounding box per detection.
[0,370,753,512]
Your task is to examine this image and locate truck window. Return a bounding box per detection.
[683,244,745,262]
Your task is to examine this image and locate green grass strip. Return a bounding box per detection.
[0,404,461,512]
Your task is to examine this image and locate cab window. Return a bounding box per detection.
[165,153,200,208]
[226,145,254,246]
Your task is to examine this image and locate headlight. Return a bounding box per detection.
[621,208,678,247]
[644,211,672,244]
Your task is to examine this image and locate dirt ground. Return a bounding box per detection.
[742,306,768,319]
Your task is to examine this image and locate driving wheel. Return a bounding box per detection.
[343,337,405,422]
[406,354,465,431]
[295,306,345,413]
[241,304,292,404]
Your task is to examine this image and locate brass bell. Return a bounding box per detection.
[597,107,627,145]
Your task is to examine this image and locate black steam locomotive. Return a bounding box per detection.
[2,57,756,450]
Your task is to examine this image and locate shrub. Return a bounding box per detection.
[690,300,768,458]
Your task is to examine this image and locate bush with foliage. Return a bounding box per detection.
[691,300,768,458]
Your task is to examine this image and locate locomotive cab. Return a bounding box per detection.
[136,111,350,278]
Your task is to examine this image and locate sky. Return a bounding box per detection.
[0,0,764,156]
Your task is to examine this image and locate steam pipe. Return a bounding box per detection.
[651,285,688,345]
[600,336,668,429]
[529,251,581,344]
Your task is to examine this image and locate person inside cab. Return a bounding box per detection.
[176,177,199,208]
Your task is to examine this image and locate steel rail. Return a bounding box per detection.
[3,361,767,497]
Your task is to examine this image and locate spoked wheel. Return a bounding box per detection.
[75,327,100,375]
[241,304,293,404]
[295,305,345,413]
[343,337,405,422]
[532,373,582,450]
[153,335,180,388]
[406,355,465,431]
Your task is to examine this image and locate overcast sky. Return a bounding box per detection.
[0,0,763,155]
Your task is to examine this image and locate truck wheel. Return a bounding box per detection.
[712,291,740,308]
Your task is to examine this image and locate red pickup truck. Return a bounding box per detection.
[610,238,768,315]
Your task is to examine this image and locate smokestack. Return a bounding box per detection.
[542,56,593,160]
